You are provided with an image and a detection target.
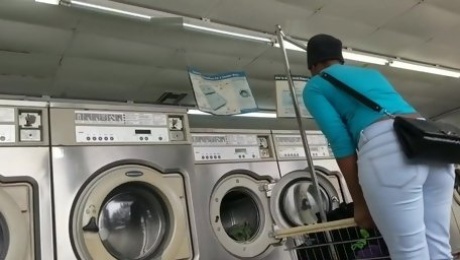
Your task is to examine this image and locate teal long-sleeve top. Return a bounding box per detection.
[303,64,416,159]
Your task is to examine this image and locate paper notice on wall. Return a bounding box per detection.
[275,75,312,118]
[189,69,257,116]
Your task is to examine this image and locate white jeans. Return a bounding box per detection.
[357,120,455,260]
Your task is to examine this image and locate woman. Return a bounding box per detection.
[303,34,455,260]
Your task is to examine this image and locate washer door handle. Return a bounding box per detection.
[82,217,99,232]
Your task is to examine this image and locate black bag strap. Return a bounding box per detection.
[320,72,386,114]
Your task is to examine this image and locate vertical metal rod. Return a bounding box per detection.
[275,24,327,225]
[276,25,338,260]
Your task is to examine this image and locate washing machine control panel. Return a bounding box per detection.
[72,110,187,144]
[274,133,334,159]
[0,106,45,144]
[192,133,273,161]
[76,126,170,143]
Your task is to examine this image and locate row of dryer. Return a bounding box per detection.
[0,99,459,260]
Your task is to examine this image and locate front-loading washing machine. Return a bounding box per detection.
[272,130,351,206]
[190,128,339,260]
[49,101,199,260]
[0,99,54,260]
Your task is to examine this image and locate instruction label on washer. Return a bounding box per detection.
[275,75,312,118]
[0,108,15,123]
[75,111,167,126]
[189,69,257,116]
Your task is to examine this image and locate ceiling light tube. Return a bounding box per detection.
[390,61,460,78]
[187,109,277,118]
[342,51,388,65]
[35,0,60,5]
[187,109,211,116]
[183,23,272,43]
[70,0,152,20]
[234,112,277,118]
[274,41,306,52]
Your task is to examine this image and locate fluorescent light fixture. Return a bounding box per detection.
[187,109,211,115]
[390,61,460,78]
[274,42,388,66]
[235,112,277,118]
[183,23,272,43]
[342,51,388,65]
[70,0,152,20]
[35,0,60,4]
[187,109,277,118]
[274,40,306,52]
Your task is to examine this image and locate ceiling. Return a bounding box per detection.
[0,0,459,120]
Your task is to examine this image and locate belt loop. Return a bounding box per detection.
[358,130,367,150]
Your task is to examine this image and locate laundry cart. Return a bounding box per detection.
[274,206,391,260]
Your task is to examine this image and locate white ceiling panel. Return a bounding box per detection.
[286,13,377,44]
[58,79,142,101]
[351,28,426,57]
[318,0,418,28]
[183,52,259,73]
[0,19,73,55]
[431,28,460,48]
[66,33,180,67]
[0,75,55,96]
[0,51,61,78]
[399,41,460,70]
[425,0,460,16]
[177,31,271,60]
[139,68,190,92]
[274,0,332,11]
[0,0,80,30]
[382,2,460,41]
[75,13,184,44]
[208,0,315,33]
[55,57,153,89]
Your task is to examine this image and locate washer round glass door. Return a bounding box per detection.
[98,183,168,259]
[71,164,192,260]
[210,173,279,258]
[270,169,341,230]
[0,213,9,259]
[0,186,30,260]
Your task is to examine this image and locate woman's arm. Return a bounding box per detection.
[303,85,365,205]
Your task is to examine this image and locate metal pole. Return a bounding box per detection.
[275,25,327,225]
[276,25,338,259]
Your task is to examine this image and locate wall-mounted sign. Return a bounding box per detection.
[275,75,312,118]
[189,69,257,116]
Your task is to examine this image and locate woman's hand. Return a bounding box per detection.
[354,201,376,229]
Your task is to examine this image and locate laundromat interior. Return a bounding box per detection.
[1,0,460,259]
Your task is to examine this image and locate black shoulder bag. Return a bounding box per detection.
[320,72,460,163]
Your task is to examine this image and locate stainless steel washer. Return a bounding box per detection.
[50,101,198,260]
[272,130,351,208]
[190,128,320,260]
[0,100,54,260]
